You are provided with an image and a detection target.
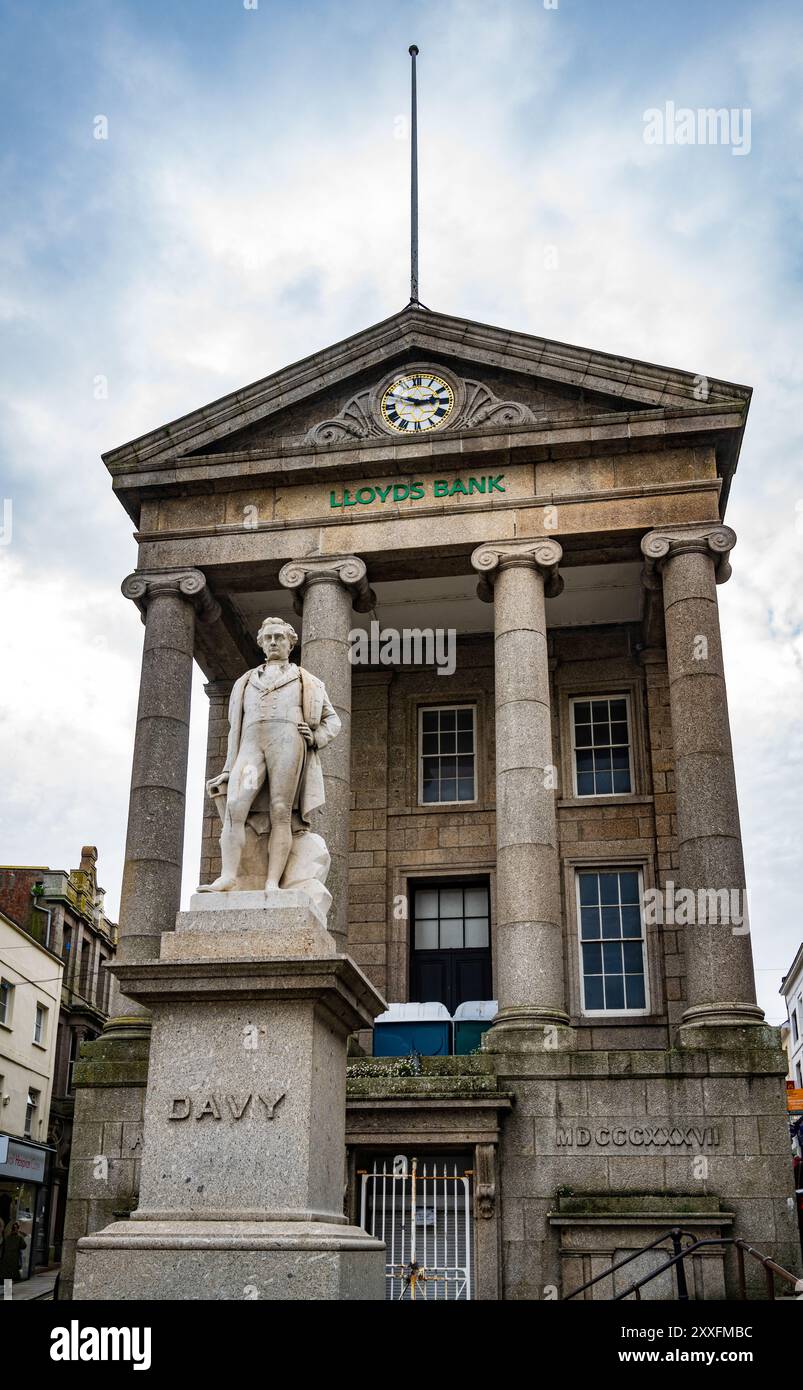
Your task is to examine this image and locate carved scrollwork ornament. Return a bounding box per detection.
[461,379,536,430]
[475,1143,497,1219]
[307,391,384,446]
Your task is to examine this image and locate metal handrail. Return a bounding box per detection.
[565,1227,696,1300]
[614,1237,801,1302]
[565,1228,802,1301]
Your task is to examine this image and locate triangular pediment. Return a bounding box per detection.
[103,304,751,474]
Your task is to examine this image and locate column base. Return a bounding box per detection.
[680,1023,781,1054]
[679,1001,766,1047]
[74,1217,385,1301]
[101,1014,152,1039]
[483,1008,575,1054]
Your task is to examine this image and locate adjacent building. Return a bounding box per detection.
[0,847,118,1267]
[781,944,803,1089]
[0,908,61,1278]
[62,306,801,1299]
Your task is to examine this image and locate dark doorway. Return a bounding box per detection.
[410,880,492,1015]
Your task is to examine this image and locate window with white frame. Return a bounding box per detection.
[792,1007,799,1043]
[577,868,648,1013]
[24,1087,39,1138]
[419,705,477,805]
[796,1060,803,1089]
[33,1002,47,1046]
[0,979,13,1027]
[570,695,633,796]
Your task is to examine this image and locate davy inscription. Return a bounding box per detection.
[168,1090,286,1122]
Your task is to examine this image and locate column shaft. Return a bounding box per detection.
[472,539,568,1037]
[493,562,566,1023]
[299,576,353,949]
[109,570,217,1023]
[198,680,233,889]
[657,540,761,1026]
[279,556,374,952]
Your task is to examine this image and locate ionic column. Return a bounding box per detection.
[198,680,234,889]
[107,570,220,1027]
[641,524,763,1031]
[279,555,374,950]
[471,539,570,1039]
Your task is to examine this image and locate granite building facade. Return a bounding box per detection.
[62,306,800,1299]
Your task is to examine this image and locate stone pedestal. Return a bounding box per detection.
[73,899,387,1300]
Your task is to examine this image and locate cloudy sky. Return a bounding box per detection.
[1,0,801,1022]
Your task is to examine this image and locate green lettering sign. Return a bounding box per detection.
[329,475,506,508]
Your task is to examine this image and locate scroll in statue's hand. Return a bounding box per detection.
[206,771,230,797]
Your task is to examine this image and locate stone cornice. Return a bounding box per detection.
[471,538,564,601]
[278,555,376,614]
[109,403,746,482]
[641,523,737,589]
[121,569,222,622]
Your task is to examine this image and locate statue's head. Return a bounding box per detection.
[257,616,298,663]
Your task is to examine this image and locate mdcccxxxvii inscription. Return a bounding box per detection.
[557,1124,720,1148]
[168,1090,286,1122]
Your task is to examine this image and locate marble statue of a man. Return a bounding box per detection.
[197,617,341,894]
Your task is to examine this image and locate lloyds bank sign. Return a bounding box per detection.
[329,473,506,509]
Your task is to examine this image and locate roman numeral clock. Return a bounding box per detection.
[379,368,456,433]
[306,363,534,446]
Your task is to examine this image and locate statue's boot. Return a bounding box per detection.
[196,876,237,892]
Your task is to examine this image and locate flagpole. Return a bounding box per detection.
[409,44,419,306]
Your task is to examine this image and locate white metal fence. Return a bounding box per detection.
[359,1154,473,1300]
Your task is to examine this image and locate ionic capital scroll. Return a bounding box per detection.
[470,538,564,603]
[121,569,221,623]
[641,524,736,590]
[278,554,376,615]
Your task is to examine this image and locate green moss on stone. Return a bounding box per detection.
[555,1191,723,1216]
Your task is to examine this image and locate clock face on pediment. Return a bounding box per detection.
[304,362,534,447]
[379,370,455,434]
